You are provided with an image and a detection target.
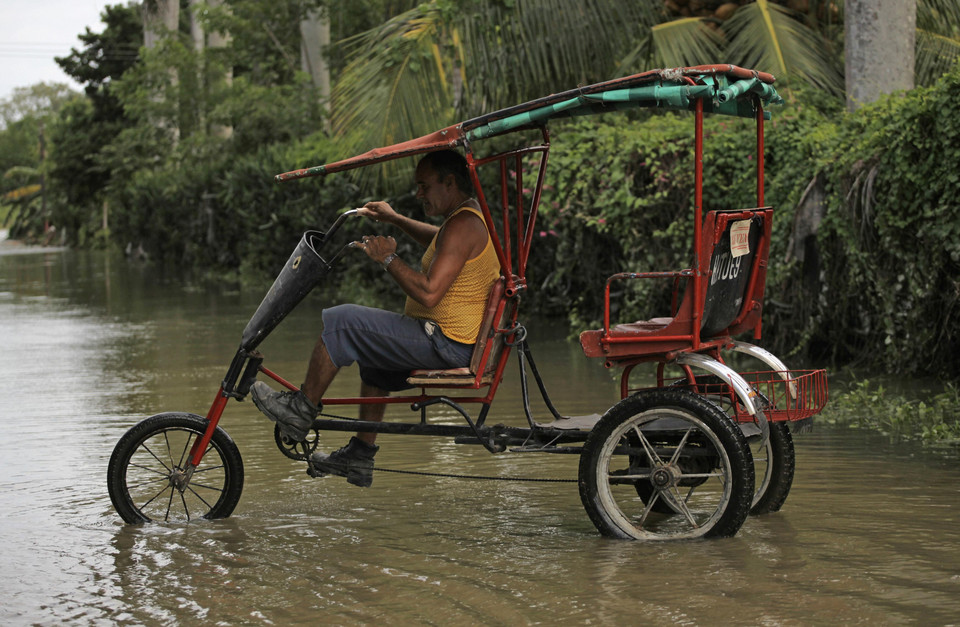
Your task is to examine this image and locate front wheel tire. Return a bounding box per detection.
[107,413,244,523]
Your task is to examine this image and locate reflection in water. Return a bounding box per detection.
[1,249,959,624]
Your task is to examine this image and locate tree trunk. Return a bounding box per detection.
[844,0,916,111]
[189,0,204,53]
[189,0,205,132]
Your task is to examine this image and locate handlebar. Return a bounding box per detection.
[323,209,362,266]
[325,208,360,240]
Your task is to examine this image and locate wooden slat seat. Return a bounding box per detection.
[611,317,674,334]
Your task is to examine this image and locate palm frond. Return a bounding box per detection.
[330,4,454,185]
[455,0,654,114]
[916,29,960,86]
[3,166,41,181]
[919,0,960,31]
[650,17,724,69]
[916,0,960,86]
[724,0,843,94]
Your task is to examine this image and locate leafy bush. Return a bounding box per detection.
[823,378,960,445]
[523,67,960,380]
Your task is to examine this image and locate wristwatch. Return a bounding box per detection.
[381,253,399,270]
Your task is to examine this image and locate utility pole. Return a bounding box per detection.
[300,7,331,132]
[143,0,181,141]
[845,0,916,111]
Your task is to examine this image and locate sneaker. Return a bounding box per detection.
[249,381,320,441]
[307,436,379,487]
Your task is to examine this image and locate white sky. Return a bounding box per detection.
[0,0,116,102]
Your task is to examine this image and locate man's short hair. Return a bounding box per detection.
[418,150,474,195]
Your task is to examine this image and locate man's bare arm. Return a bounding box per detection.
[358,201,437,247]
[359,212,487,308]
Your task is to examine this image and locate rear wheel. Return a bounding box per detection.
[676,375,796,514]
[578,389,753,540]
[107,413,244,523]
[748,422,795,514]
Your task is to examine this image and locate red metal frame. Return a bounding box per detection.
[190,388,229,466]
[244,129,552,415]
[188,67,798,468]
[578,89,778,404]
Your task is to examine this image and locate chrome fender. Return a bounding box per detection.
[675,352,769,442]
[731,341,798,399]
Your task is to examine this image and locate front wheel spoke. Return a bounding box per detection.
[164,481,176,522]
[163,431,175,468]
[139,484,172,510]
[179,491,191,521]
[186,480,225,493]
[176,432,196,469]
[186,485,216,510]
[190,464,225,475]
[127,475,174,490]
[141,444,172,473]
[129,462,171,477]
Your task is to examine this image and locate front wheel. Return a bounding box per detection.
[107,413,244,523]
[579,389,753,540]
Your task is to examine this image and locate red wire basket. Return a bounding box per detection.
[735,369,828,422]
[667,369,829,422]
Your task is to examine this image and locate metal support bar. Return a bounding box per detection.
[517,340,564,422]
[309,416,587,446]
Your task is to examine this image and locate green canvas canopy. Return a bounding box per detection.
[276,64,781,183]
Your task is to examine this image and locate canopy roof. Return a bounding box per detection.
[276,64,781,183]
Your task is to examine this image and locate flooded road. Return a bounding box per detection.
[2,246,959,625]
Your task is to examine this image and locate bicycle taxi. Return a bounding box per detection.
[108,64,828,540]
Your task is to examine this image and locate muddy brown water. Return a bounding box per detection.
[1,246,959,625]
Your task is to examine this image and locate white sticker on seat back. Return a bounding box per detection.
[730,220,751,258]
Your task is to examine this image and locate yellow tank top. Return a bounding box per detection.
[403,205,501,343]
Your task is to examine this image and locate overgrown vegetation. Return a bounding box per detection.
[525,63,960,381]
[822,378,960,446]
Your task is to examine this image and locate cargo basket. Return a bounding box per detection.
[671,369,828,422]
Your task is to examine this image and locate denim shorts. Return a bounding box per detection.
[321,304,474,391]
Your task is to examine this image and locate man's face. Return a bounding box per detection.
[414,163,454,218]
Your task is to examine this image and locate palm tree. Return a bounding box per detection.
[329,1,835,165]
[329,0,960,172]
[916,0,960,86]
[331,1,652,163]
